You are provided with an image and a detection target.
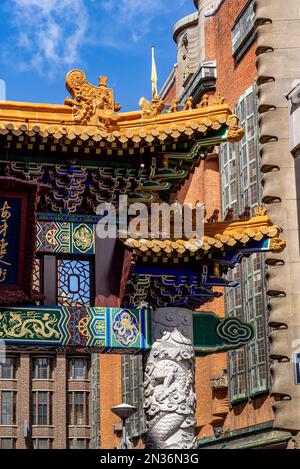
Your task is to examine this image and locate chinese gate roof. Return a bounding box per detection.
[0,70,242,151]
[0,70,245,213]
[123,213,285,258]
[122,207,286,309]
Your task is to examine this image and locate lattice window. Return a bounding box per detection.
[122,355,147,439]
[220,85,269,403]
[57,259,92,306]
[32,257,41,293]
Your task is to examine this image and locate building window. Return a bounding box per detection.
[220,85,269,403]
[122,356,146,438]
[0,357,17,380]
[0,391,16,425]
[68,392,89,426]
[68,438,90,449]
[232,0,256,61]
[0,438,16,449]
[32,391,53,426]
[57,259,92,306]
[33,438,53,449]
[68,357,90,381]
[32,357,53,380]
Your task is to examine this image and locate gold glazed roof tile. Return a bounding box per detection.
[0,106,241,146]
[123,215,285,257]
[0,70,244,148]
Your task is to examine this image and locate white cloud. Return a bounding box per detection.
[10,0,89,76]
[4,0,191,77]
[98,0,189,42]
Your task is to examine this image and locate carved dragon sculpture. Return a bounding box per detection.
[65,69,121,127]
[144,308,196,449]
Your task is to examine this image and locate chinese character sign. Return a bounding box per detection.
[0,177,40,305]
[0,197,22,285]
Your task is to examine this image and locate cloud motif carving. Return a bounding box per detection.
[216,317,254,345]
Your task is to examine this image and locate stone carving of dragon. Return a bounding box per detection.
[144,308,196,449]
[0,312,60,340]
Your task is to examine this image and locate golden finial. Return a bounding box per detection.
[151,46,159,101]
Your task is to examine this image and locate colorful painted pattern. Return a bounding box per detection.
[0,307,254,355]
[36,221,95,254]
[0,306,151,352]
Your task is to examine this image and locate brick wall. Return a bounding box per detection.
[99,355,122,449]
[0,352,93,449]
[205,0,257,108]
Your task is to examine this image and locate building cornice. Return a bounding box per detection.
[173,12,199,43]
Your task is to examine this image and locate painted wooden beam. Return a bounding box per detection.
[0,307,253,356]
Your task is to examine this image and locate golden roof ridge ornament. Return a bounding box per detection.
[151,46,158,101]
[65,69,121,127]
[138,47,165,119]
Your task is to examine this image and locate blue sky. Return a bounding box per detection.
[0,0,195,111]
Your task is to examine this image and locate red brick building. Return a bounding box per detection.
[158,0,293,448]
[0,352,94,449]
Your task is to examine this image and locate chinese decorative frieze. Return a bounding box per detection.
[0,306,151,352]
[37,221,95,254]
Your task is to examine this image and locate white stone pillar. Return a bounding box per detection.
[143,308,196,449]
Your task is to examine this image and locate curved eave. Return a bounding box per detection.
[123,215,285,257]
[0,102,242,148]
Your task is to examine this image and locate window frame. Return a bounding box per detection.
[32,391,53,426]
[220,84,270,404]
[231,0,256,62]
[0,390,17,425]
[56,255,95,307]
[68,391,90,427]
[0,356,18,380]
[68,357,90,381]
[122,355,147,439]
[68,438,90,449]
[33,438,53,449]
[32,356,54,381]
[0,438,16,449]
